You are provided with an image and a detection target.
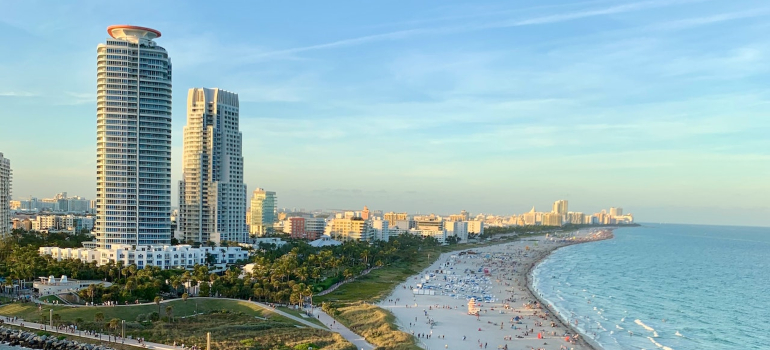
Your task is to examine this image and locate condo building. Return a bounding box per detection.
[249,189,277,236]
[95,25,172,248]
[0,152,10,236]
[178,88,247,244]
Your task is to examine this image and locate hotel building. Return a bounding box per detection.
[178,88,247,244]
[95,25,172,248]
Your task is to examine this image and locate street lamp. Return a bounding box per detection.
[122,319,125,339]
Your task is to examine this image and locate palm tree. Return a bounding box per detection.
[182,293,189,302]
[95,312,105,323]
[108,318,121,332]
[165,305,173,322]
[154,296,162,315]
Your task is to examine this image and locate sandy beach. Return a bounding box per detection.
[379,230,613,350]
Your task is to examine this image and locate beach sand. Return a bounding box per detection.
[379,230,613,350]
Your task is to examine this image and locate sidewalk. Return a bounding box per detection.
[0,317,181,350]
[308,308,375,350]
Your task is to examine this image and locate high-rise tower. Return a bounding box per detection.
[249,189,276,236]
[553,200,568,216]
[0,152,11,236]
[178,88,247,244]
[95,25,172,248]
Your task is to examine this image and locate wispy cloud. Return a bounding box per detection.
[254,0,699,58]
[0,91,36,97]
[650,9,770,31]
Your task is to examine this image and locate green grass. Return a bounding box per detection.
[0,299,355,350]
[39,295,65,303]
[0,299,291,325]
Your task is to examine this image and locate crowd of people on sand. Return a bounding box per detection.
[383,233,612,350]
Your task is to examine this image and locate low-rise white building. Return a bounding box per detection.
[33,275,112,296]
[409,228,447,244]
[371,219,390,242]
[39,244,249,269]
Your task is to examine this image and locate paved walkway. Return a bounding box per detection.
[0,317,179,349]
[308,307,375,350]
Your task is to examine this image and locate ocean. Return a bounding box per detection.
[532,223,770,350]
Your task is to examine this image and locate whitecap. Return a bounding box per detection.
[635,319,655,332]
[616,325,624,330]
[675,331,683,337]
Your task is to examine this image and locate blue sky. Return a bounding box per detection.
[0,0,769,226]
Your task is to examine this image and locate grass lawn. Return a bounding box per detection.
[0,298,288,325]
[0,299,356,350]
[39,295,65,303]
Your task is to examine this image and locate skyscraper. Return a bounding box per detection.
[178,88,247,244]
[95,25,172,248]
[249,189,276,236]
[0,152,11,236]
[553,200,568,216]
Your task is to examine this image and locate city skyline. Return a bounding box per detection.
[1,1,769,227]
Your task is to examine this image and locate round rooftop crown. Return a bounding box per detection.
[107,25,161,40]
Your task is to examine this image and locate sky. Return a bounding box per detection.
[0,0,768,227]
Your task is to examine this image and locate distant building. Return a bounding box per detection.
[309,235,342,248]
[467,220,484,236]
[304,217,326,240]
[327,217,372,241]
[523,207,538,226]
[371,219,390,241]
[0,152,10,236]
[288,217,308,239]
[250,189,277,236]
[553,200,568,216]
[567,212,585,225]
[445,220,469,242]
[361,206,370,220]
[609,207,623,217]
[541,213,563,226]
[383,212,408,227]
[448,210,470,222]
[414,214,443,231]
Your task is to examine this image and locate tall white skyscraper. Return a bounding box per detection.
[178,88,247,244]
[95,25,172,248]
[0,152,11,236]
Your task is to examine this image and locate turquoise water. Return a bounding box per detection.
[533,224,770,350]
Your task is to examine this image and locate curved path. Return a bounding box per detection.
[1,316,178,349]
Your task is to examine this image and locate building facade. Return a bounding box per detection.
[40,244,248,269]
[95,25,172,248]
[327,217,372,241]
[249,188,276,236]
[553,200,568,216]
[178,88,247,244]
[0,153,10,236]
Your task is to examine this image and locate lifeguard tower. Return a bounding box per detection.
[468,298,480,316]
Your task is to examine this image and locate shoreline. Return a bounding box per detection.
[524,231,616,350]
[379,229,613,350]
